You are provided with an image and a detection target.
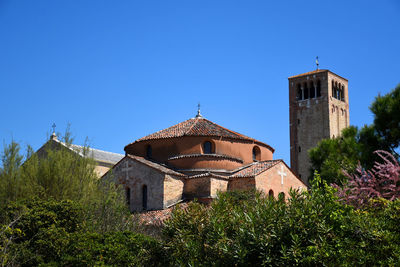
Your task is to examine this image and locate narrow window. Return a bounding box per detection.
[303,83,309,99]
[126,187,131,206]
[268,189,274,198]
[146,145,152,159]
[296,84,302,100]
[298,146,301,152]
[309,81,315,98]
[316,80,321,97]
[142,185,148,210]
[341,85,345,101]
[332,81,335,98]
[203,141,212,154]
[298,119,300,125]
[252,146,261,161]
[278,192,285,200]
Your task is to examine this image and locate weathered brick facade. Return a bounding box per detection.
[289,69,350,184]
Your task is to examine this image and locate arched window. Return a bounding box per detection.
[316,80,321,97]
[142,185,148,210]
[203,141,213,154]
[303,83,309,99]
[146,145,152,159]
[332,81,335,98]
[252,146,261,161]
[268,189,274,198]
[298,146,301,153]
[278,192,285,200]
[341,85,345,101]
[126,187,131,206]
[309,81,315,98]
[296,84,302,100]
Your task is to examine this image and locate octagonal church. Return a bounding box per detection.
[106,110,306,212]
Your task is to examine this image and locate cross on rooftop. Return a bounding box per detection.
[278,165,287,185]
[52,123,56,134]
[196,103,202,118]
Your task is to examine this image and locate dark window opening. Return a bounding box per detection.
[146,145,152,159]
[253,146,261,161]
[296,84,302,100]
[298,146,301,152]
[203,141,212,154]
[303,83,309,99]
[317,80,321,97]
[126,187,131,206]
[278,192,285,200]
[268,189,274,198]
[298,119,300,125]
[142,185,147,210]
[310,81,315,98]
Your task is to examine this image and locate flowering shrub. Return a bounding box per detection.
[333,150,400,208]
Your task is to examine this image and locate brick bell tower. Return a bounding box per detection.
[288,64,350,185]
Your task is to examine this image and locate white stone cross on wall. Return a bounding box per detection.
[278,165,287,185]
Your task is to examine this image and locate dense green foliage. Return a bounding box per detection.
[1,199,165,266]
[164,175,400,266]
[309,84,400,185]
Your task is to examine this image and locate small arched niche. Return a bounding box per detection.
[268,189,274,198]
[202,141,214,154]
[252,146,261,161]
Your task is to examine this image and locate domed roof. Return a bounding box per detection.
[128,116,274,151]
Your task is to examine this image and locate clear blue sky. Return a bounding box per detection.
[1,0,399,165]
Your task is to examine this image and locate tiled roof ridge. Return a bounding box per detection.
[133,117,195,143]
[168,153,243,163]
[199,117,248,140]
[229,159,281,178]
[126,155,186,177]
[186,172,229,180]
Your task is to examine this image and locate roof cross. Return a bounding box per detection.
[52,123,56,134]
[196,103,202,118]
[278,165,287,185]
[316,56,319,70]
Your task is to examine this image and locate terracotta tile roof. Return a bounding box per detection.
[230,160,281,178]
[288,69,328,79]
[138,203,189,226]
[186,172,229,180]
[168,153,243,163]
[126,155,186,177]
[288,69,348,81]
[131,117,273,151]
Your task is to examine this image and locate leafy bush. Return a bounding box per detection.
[2,199,165,266]
[163,174,400,266]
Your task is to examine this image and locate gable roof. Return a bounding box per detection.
[69,143,124,164]
[229,160,281,178]
[126,155,186,177]
[49,138,124,164]
[128,116,274,151]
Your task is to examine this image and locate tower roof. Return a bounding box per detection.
[288,69,348,81]
[128,116,274,151]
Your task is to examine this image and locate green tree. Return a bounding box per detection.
[370,83,400,156]
[0,141,24,205]
[309,83,400,185]
[309,126,361,185]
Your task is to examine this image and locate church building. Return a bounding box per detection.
[106,109,306,212]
